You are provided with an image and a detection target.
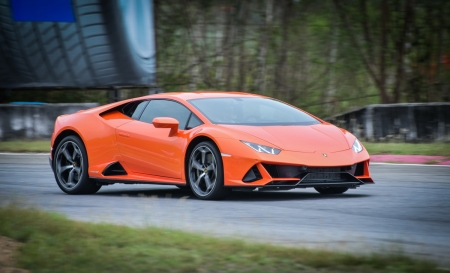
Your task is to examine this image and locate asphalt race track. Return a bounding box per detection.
[1,154,449,266]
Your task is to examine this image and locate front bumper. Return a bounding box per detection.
[221,148,374,188]
[247,172,365,191]
[229,167,371,190]
[49,156,54,173]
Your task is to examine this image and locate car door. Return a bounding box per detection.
[116,99,194,179]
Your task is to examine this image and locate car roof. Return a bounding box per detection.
[139,91,265,101]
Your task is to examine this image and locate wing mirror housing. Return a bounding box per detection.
[152,117,179,136]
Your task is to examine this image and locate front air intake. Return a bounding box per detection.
[262,164,305,178]
[242,165,263,182]
[354,162,365,176]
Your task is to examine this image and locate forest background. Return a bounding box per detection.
[2,0,449,119]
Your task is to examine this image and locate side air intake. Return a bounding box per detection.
[243,165,263,182]
[102,162,127,176]
[354,162,365,176]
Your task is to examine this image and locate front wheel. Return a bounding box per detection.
[314,187,348,194]
[53,135,101,194]
[187,141,229,200]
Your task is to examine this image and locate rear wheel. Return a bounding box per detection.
[314,187,348,194]
[53,135,101,194]
[187,141,229,200]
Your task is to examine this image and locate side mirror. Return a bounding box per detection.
[152,117,179,136]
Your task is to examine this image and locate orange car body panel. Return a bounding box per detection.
[50,92,373,187]
[116,119,188,179]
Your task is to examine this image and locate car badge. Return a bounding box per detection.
[322,153,327,157]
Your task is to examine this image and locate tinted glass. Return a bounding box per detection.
[186,114,203,129]
[140,100,191,129]
[189,97,320,126]
[122,100,148,119]
[131,101,149,119]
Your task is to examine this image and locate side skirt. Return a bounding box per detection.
[92,178,187,187]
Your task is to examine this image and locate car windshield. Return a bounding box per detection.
[188,97,321,126]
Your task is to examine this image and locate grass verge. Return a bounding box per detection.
[0,206,442,273]
[0,140,50,153]
[363,142,450,157]
[1,140,449,157]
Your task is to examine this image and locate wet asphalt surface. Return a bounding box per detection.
[1,154,449,266]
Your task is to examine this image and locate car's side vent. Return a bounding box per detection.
[242,165,263,182]
[102,162,127,176]
[354,162,365,176]
[99,109,132,121]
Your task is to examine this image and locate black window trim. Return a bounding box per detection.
[185,112,193,130]
[185,112,204,130]
[121,100,149,120]
[133,100,149,120]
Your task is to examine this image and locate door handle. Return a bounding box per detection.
[118,132,130,138]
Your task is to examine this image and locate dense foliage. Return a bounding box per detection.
[155,0,450,116]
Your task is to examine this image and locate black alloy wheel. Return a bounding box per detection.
[187,141,229,200]
[53,135,101,194]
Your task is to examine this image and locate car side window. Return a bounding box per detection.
[122,100,149,119]
[186,114,203,129]
[139,100,191,129]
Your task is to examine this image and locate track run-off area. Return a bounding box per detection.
[1,153,449,266]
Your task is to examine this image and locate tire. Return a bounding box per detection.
[187,141,229,200]
[53,135,101,194]
[314,187,348,195]
[0,0,154,88]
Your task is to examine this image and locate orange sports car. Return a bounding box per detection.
[49,92,373,200]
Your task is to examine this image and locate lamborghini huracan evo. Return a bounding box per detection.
[49,92,373,200]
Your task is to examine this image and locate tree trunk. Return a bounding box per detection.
[324,3,339,113]
[276,0,292,98]
[392,0,413,103]
[255,0,273,94]
[237,2,249,91]
[214,8,224,88]
[379,0,389,103]
[360,0,373,61]
[222,5,233,90]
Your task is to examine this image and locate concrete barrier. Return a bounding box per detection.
[325,103,450,142]
[0,103,98,140]
[2,102,449,142]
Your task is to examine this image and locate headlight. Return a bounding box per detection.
[352,139,363,153]
[241,141,281,155]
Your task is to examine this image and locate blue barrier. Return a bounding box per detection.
[11,0,75,22]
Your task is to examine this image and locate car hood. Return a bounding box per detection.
[221,124,350,153]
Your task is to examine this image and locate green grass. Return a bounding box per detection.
[0,140,449,157]
[0,206,442,273]
[363,142,450,157]
[0,140,50,153]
